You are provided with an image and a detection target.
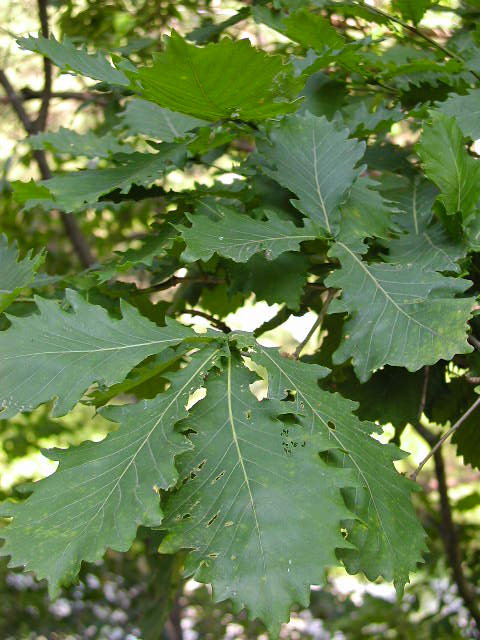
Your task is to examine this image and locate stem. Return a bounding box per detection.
[411,395,480,480]
[411,368,480,630]
[355,1,480,82]
[294,289,335,359]
[181,309,231,334]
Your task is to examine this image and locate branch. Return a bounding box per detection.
[181,309,231,334]
[0,68,94,268]
[35,0,52,132]
[411,368,480,630]
[294,289,335,359]
[355,1,480,82]
[132,275,224,296]
[411,395,480,481]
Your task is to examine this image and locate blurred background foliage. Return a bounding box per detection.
[2,0,480,638]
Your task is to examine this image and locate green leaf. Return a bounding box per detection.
[130,31,301,121]
[43,147,186,210]
[0,235,45,313]
[326,242,473,381]
[0,344,222,596]
[381,178,464,272]
[160,352,356,635]
[338,176,396,249]
[417,112,480,217]
[121,99,208,142]
[17,35,129,85]
[179,204,316,263]
[283,9,344,51]
[230,252,309,310]
[0,289,199,418]
[28,127,134,158]
[11,180,57,211]
[248,345,427,591]
[437,89,480,140]
[256,113,365,236]
[391,0,433,24]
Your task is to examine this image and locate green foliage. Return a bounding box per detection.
[17,35,129,85]
[130,31,301,121]
[178,204,316,262]
[0,290,197,418]
[256,112,365,237]
[417,112,480,218]
[326,242,473,381]
[3,1,480,637]
[0,235,44,313]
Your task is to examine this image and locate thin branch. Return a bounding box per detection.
[0,69,94,267]
[132,275,224,296]
[35,0,52,131]
[411,368,480,630]
[468,335,480,351]
[0,89,107,104]
[0,70,35,133]
[355,1,480,82]
[294,289,335,359]
[181,309,231,334]
[411,395,480,481]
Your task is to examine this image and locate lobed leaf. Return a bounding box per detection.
[121,99,208,142]
[248,345,427,592]
[326,242,473,381]
[256,112,365,236]
[417,112,480,218]
[160,352,356,635]
[178,204,316,263]
[0,235,45,313]
[0,344,222,596]
[130,31,301,121]
[0,290,199,418]
[17,35,129,85]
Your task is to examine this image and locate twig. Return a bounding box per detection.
[411,368,480,630]
[468,335,480,351]
[0,89,107,104]
[181,309,231,334]
[132,275,224,296]
[0,68,94,267]
[355,1,480,82]
[294,289,335,359]
[411,395,480,481]
[35,0,52,131]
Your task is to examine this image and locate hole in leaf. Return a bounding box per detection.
[207,513,219,527]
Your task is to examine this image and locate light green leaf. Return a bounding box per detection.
[11,180,57,211]
[179,204,316,263]
[0,235,45,313]
[0,289,199,418]
[326,242,473,381]
[283,9,344,51]
[256,112,365,236]
[0,344,222,597]
[160,353,356,635]
[437,89,480,140]
[417,112,480,217]
[43,147,186,210]
[28,127,134,158]
[248,345,427,591]
[17,35,129,85]
[121,99,208,142]
[130,31,301,121]
[391,0,433,24]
